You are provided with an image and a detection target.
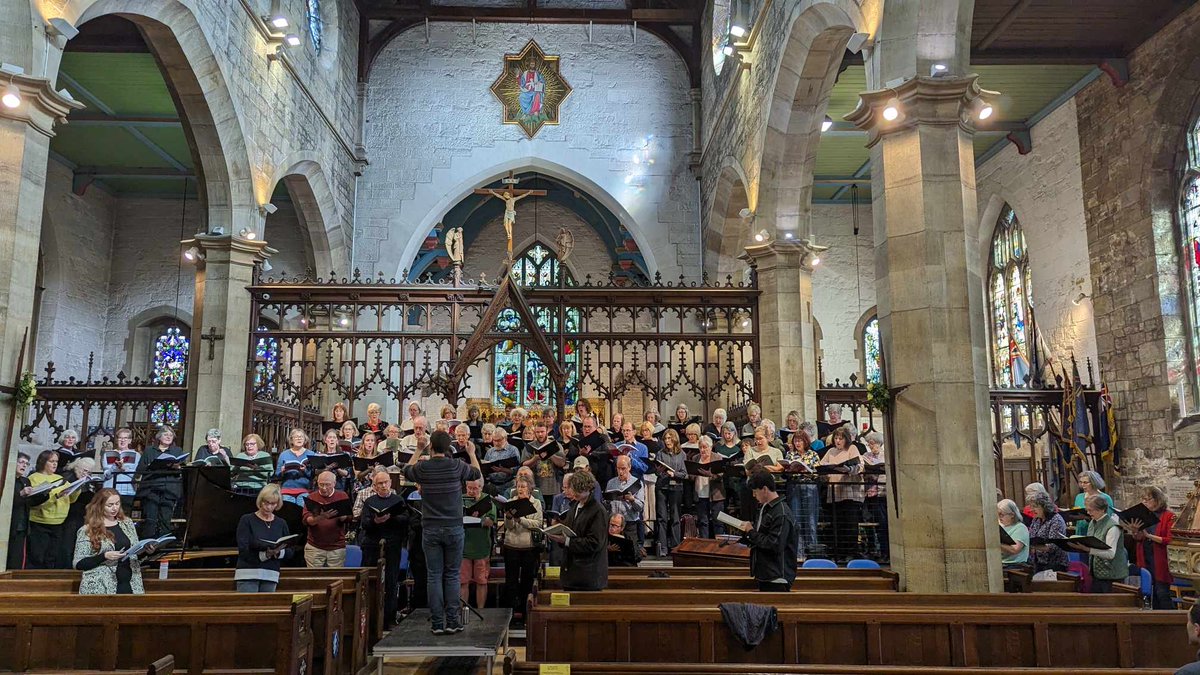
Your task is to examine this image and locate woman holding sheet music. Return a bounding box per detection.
[275,428,317,505]
[134,426,185,539]
[500,480,544,628]
[1025,491,1068,572]
[235,484,295,592]
[1072,471,1114,536]
[782,431,821,559]
[27,449,80,568]
[232,434,274,493]
[1070,494,1129,593]
[819,427,864,562]
[74,489,145,594]
[61,457,99,567]
[1124,486,1175,608]
[654,430,687,556]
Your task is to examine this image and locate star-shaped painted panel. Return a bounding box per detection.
[489,40,572,139]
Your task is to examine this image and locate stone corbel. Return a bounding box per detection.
[844,75,1000,147]
[0,70,85,138]
[743,238,827,273]
[181,233,277,272]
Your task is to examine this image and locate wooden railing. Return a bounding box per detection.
[250,395,322,452]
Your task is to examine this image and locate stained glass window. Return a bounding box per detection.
[862,316,882,384]
[987,206,1036,387]
[306,0,322,53]
[493,244,579,407]
[1181,121,1200,392]
[711,0,732,75]
[254,329,279,398]
[150,325,189,425]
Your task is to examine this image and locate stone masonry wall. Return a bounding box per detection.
[811,203,876,384]
[358,22,695,281]
[975,99,1100,382]
[1075,1,1200,501]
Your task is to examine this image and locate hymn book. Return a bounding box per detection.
[308,453,353,472]
[369,495,407,518]
[278,458,309,473]
[60,474,102,497]
[231,455,271,469]
[321,419,358,434]
[25,477,65,497]
[310,498,353,519]
[1117,503,1160,530]
[121,534,176,560]
[816,457,861,474]
[1038,535,1110,551]
[352,451,396,472]
[148,452,189,469]
[777,458,814,474]
[529,440,561,460]
[103,450,139,466]
[539,523,576,538]
[498,497,539,519]
[259,533,301,547]
[603,479,643,501]
[481,455,520,474]
[464,496,496,519]
[608,443,640,458]
[685,457,731,476]
[54,447,84,463]
[717,511,751,532]
[998,526,1017,546]
[1059,507,1089,522]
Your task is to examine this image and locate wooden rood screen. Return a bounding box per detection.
[246,268,760,438]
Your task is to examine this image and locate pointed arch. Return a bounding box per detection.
[270,155,347,276]
[986,204,1036,387]
[706,156,752,282]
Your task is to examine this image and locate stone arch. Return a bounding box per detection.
[706,156,752,282]
[269,156,346,275]
[755,2,860,239]
[53,0,256,235]
[852,305,879,382]
[395,158,660,280]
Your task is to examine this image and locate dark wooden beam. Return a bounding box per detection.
[841,47,1122,68]
[363,6,696,23]
[68,113,182,127]
[974,0,1036,51]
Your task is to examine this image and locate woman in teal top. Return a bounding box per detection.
[998,499,1030,566]
[1073,471,1114,536]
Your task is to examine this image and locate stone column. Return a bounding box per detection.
[0,71,82,569]
[846,75,1002,593]
[181,234,275,454]
[744,239,825,421]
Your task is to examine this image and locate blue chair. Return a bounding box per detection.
[1067,552,1083,564]
[344,544,363,568]
[1140,568,1153,606]
[846,559,881,570]
[802,558,838,569]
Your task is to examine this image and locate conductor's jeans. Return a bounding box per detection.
[304,544,347,568]
[424,526,466,629]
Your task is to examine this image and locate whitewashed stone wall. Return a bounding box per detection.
[264,198,318,278]
[811,203,876,384]
[358,22,696,280]
[974,99,1099,380]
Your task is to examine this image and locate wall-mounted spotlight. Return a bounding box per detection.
[753,228,770,243]
[284,34,302,47]
[47,18,80,40]
[930,63,949,77]
[266,14,289,29]
[976,100,994,121]
[261,260,273,272]
[259,202,278,216]
[722,44,736,57]
[238,228,258,240]
[1072,292,1090,306]
[821,115,833,132]
[729,24,747,39]
[811,255,821,266]
[210,225,227,236]
[183,246,204,263]
[1,84,20,109]
[882,98,901,122]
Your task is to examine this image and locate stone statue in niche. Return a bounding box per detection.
[445,226,464,264]
[556,227,575,263]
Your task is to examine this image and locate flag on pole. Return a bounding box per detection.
[1094,384,1120,476]
[1061,363,1091,472]
[1010,337,1030,386]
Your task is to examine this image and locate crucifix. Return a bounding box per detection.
[473,171,547,261]
[200,326,225,361]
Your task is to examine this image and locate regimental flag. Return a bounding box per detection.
[1010,337,1031,387]
[1061,363,1091,472]
[1095,384,1121,476]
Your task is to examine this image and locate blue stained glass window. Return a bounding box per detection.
[493,244,579,407]
[254,330,279,397]
[150,326,188,425]
[863,316,882,384]
[306,0,323,53]
[1182,121,1200,393]
[988,205,1035,387]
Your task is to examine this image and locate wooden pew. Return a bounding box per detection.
[603,566,896,579]
[0,578,353,675]
[7,565,382,668]
[0,593,313,674]
[1005,569,1086,593]
[532,589,1140,609]
[540,575,899,591]
[505,661,1175,675]
[525,604,1190,669]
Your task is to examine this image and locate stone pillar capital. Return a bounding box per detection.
[0,71,85,138]
[844,75,998,146]
[743,238,827,273]
[182,233,276,268]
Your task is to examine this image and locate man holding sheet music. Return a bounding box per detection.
[545,471,608,591]
[723,469,797,591]
[402,430,482,635]
[604,455,644,544]
[302,471,352,567]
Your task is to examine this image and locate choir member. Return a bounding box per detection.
[693,436,726,538]
[9,453,37,570]
[358,432,379,458]
[1073,470,1114,536]
[401,431,483,635]
[104,428,139,511]
[735,469,798,591]
[55,429,83,473]
[571,400,592,425]
[607,513,638,566]
[861,431,889,559]
[1025,490,1067,573]
[819,427,863,561]
[401,416,430,451]
[606,455,645,545]
[682,423,702,453]
[618,422,650,476]
[653,430,686,556]
[359,471,407,627]
[1123,486,1175,608]
[400,401,423,433]
[761,419,786,451]
[484,427,519,494]
[523,419,566,507]
[500,479,544,628]
[609,412,625,440]
[460,479,495,609]
[643,410,666,437]
[507,407,528,439]
[541,408,558,438]
[466,405,484,442]
[27,449,78,568]
[800,421,825,454]
[452,423,476,458]
[997,498,1030,568]
[783,430,821,558]
[134,425,184,539]
[302,471,352,567]
[439,404,457,422]
[232,433,274,493]
[320,429,352,492]
[339,420,361,448]
[558,420,580,456]
[780,411,802,445]
[718,422,747,519]
[747,425,783,466]
[740,404,762,439]
[704,408,727,439]
[571,456,604,504]
[194,428,231,465]
[359,402,389,437]
[275,428,317,505]
[637,421,662,456]
[74,488,151,594]
[577,416,613,488]
[236,484,293,592]
[816,404,852,441]
[668,404,701,439]
[546,471,608,591]
[329,401,351,427]
[61,456,98,565]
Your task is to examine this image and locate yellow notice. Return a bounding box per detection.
[539,665,570,675]
[550,592,571,607]
[544,566,561,579]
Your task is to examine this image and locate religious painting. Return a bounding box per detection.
[489,40,573,139]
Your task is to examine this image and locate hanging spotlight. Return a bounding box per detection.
[1,84,20,109]
[284,33,302,47]
[183,246,204,262]
[821,115,833,133]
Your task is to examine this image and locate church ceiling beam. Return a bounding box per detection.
[57,73,189,173]
[362,7,697,23]
[973,0,1036,52]
[73,166,194,178]
[67,113,182,128]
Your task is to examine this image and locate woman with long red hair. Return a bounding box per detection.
[72,488,145,594]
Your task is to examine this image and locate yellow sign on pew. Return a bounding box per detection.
[539,665,570,675]
[544,566,561,579]
[550,592,571,607]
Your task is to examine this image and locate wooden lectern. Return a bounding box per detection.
[670,537,750,567]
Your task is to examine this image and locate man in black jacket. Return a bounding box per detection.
[547,471,607,591]
[737,469,797,591]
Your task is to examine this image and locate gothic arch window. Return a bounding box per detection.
[149,324,189,425]
[493,244,580,407]
[305,0,323,53]
[254,319,281,399]
[987,205,1036,387]
[862,314,882,384]
[1180,119,1200,390]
